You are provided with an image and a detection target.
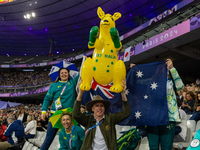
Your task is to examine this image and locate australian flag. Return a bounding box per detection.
[81,61,169,126]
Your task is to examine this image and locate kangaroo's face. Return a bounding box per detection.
[100,14,115,29]
[97,7,121,29]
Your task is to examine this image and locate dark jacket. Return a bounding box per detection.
[4,120,24,145]
[16,113,28,123]
[72,100,130,150]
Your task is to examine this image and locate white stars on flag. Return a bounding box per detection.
[125,89,129,95]
[150,82,158,90]
[135,111,141,119]
[144,95,148,99]
[136,70,143,78]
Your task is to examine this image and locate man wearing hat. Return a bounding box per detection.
[72,79,130,150]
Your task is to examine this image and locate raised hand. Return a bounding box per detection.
[166,59,173,70]
[121,78,127,101]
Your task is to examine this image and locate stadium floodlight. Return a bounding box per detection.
[32,12,35,17]
[27,14,31,19]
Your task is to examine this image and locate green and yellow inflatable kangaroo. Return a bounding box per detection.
[80,7,126,93]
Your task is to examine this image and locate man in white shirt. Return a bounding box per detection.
[73,79,130,150]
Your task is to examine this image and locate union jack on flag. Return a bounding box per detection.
[81,78,121,112]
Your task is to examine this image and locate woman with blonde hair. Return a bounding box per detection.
[16,107,28,123]
[24,115,37,140]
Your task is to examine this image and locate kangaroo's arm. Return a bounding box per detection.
[88,26,99,49]
[110,27,121,51]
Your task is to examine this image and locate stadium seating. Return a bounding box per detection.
[187,120,196,137]
[22,131,60,150]
[173,127,192,149]
[26,143,34,150]
[31,146,39,150]
[193,120,200,137]
[187,114,192,120]
[138,137,149,150]
[49,135,60,150]
[22,141,30,150]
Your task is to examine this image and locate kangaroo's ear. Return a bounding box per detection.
[113,12,121,21]
[97,7,105,19]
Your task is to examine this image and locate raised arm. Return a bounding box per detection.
[166,59,184,92]
[113,79,131,124]
[72,80,89,126]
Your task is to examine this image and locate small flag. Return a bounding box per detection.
[123,47,131,62]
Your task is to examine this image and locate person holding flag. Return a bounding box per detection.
[40,67,79,150]
[72,79,130,150]
[146,59,184,150]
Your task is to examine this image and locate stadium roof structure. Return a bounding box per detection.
[0,0,183,56]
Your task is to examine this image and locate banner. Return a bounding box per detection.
[135,20,190,55]
[120,0,194,40]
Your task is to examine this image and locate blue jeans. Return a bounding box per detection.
[190,112,200,122]
[24,133,35,140]
[40,121,58,150]
[175,126,182,135]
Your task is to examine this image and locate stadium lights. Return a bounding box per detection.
[24,12,36,19]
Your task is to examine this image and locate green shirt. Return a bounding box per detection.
[167,68,184,122]
[41,75,79,113]
[59,125,85,150]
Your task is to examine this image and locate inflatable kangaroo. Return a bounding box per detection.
[80,7,126,93]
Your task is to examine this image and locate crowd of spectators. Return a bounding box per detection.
[0,71,51,87]
[0,103,51,149]
[0,71,52,94]
[0,103,49,134]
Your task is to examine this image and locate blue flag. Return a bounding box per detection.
[81,61,169,126]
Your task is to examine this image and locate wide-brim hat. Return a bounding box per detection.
[86,95,111,113]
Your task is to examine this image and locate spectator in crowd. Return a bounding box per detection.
[24,115,37,140]
[59,112,85,150]
[187,83,197,96]
[0,117,24,150]
[34,111,39,120]
[40,67,79,150]
[178,89,183,102]
[146,59,184,150]
[182,91,196,114]
[182,88,189,103]
[174,98,187,142]
[195,85,199,94]
[72,79,130,150]
[36,121,46,132]
[0,120,8,142]
[36,113,48,129]
[190,92,200,122]
[16,107,28,123]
